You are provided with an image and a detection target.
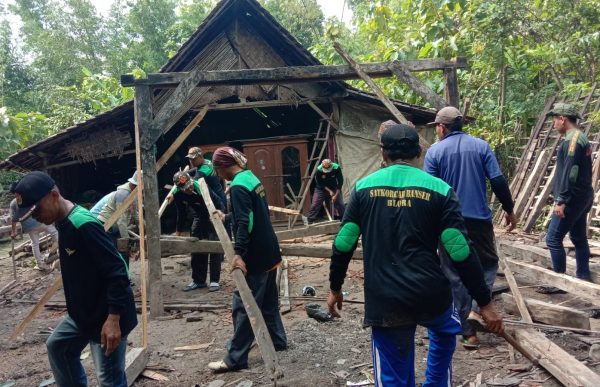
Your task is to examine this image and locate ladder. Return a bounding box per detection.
[289,120,332,227]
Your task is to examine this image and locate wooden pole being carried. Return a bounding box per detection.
[197,178,283,380]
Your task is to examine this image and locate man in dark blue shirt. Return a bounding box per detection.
[424,106,516,349]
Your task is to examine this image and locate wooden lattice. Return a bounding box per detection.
[65,129,132,165]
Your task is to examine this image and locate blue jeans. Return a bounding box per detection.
[371,304,461,387]
[546,195,593,279]
[46,315,128,387]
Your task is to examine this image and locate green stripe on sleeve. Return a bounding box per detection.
[334,222,361,253]
[441,228,470,262]
[248,210,254,234]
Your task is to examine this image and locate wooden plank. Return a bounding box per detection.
[522,167,556,232]
[333,42,410,126]
[275,221,340,241]
[501,293,590,329]
[507,258,600,303]
[268,205,300,216]
[136,85,164,320]
[306,100,340,130]
[159,239,363,260]
[133,87,150,340]
[499,254,533,323]
[125,347,149,387]
[121,58,469,87]
[9,277,63,340]
[512,148,551,221]
[514,328,600,386]
[280,259,291,314]
[197,178,283,379]
[389,62,447,110]
[155,105,209,170]
[498,240,600,283]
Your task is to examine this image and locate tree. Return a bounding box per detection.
[259,0,325,48]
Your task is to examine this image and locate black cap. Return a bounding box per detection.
[380,124,420,151]
[13,171,56,208]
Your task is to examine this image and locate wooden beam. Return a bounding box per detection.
[159,239,363,259]
[513,328,600,386]
[125,347,149,387]
[443,66,460,108]
[498,240,600,283]
[155,106,209,170]
[275,221,340,241]
[280,259,291,314]
[121,59,468,88]
[136,85,164,319]
[268,205,300,216]
[499,254,533,324]
[45,149,137,170]
[197,178,282,379]
[306,101,340,130]
[507,259,600,304]
[501,293,590,330]
[388,62,448,110]
[9,277,63,340]
[333,43,410,126]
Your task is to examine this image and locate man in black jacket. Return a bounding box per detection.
[328,124,503,386]
[173,170,225,292]
[208,146,287,373]
[305,159,345,223]
[545,103,594,279]
[14,171,137,387]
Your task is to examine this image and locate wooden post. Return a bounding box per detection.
[135,85,164,319]
[197,178,283,379]
[444,66,459,108]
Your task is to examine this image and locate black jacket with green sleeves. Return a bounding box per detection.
[315,162,344,191]
[329,164,491,327]
[56,206,137,338]
[553,128,593,205]
[173,179,224,232]
[229,170,281,274]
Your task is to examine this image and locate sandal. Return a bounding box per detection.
[460,336,480,349]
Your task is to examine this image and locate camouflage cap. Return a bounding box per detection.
[547,103,582,119]
[186,147,203,158]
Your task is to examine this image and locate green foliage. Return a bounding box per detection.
[259,0,325,48]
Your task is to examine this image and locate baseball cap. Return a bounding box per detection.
[427,106,463,126]
[13,171,56,209]
[186,147,203,159]
[547,103,582,119]
[380,124,420,151]
[173,171,193,190]
[127,171,138,186]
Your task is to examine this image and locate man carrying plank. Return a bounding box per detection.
[327,124,503,386]
[208,146,287,372]
[13,171,137,387]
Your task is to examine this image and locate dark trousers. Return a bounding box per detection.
[191,219,223,284]
[306,187,345,222]
[224,269,287,369]
[440,218,498,337]
[546,194,593,279]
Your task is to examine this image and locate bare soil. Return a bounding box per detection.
[0,233,596,386]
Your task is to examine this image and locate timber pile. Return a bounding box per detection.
[494,237,600,385]
[495,85,600,233]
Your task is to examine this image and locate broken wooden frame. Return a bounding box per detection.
[125,49,465,318]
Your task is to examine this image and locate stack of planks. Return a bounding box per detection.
[495,85,600,233]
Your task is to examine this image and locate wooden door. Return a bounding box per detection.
[244,143,284,208]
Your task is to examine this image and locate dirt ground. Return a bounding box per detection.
[0,232,597,386]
